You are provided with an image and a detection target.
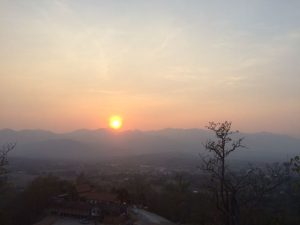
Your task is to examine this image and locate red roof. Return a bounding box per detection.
[80,192,118,202]
[50,201,91,217]
[76,184,92,193]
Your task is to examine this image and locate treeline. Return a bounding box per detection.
[0,166,300,225]
[120,172,300,225]
[0,175,77,225]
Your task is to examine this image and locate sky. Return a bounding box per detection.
[0,0,299,136]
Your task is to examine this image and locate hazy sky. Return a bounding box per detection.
[0,0,299,136]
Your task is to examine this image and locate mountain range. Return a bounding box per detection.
[0,128,299,162]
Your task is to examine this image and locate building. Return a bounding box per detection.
[49,183,128,222]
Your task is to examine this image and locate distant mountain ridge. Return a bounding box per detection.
[0,128,299,162]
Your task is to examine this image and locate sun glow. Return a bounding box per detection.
[109,115,123,130]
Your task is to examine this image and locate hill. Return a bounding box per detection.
[1,128,299,162]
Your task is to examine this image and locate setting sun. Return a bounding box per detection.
[109,116,123,130]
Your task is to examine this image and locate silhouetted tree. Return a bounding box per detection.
[6,175,77,225]
[131,175,148,206]
[76,172,90,185]
[0,143,15,176]
[0,143,15,188]
[112,187,130,203]
[200,121,244,225]
[171,173,191,223]
[291,155,300,174]
[200,121,290,225]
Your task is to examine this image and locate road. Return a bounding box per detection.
[131,208,174,225]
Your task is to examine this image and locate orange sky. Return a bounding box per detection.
[0,1,299,137]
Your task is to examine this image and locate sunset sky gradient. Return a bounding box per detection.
[0,0,299,136]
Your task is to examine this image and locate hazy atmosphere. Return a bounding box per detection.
[1,2,300,225]
[0,0,299,136]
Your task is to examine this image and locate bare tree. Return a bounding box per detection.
[200,121,290,225]
[200,121,244,225]
[290,155,300,192]
[0,143,15,179]
[291,155,300,174]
